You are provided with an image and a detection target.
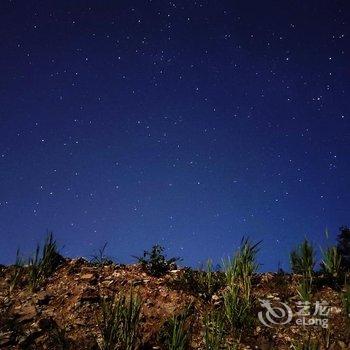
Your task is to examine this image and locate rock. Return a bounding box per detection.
[15,304,38,323]
[101,280,114,287]
[330,306,343,314]
[337,340,348,349]
[37,317,57,331]
[0,332,13,347]
[17,330,43,348]
[79,287,100,303]
[81,273,95,280]
[35,291,52,306]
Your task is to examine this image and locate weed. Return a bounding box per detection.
[341,285,350,339]
[292,337,320,350]
[97,290,142,350]
[223,284,253,336]
[198,259,225,300]
[222,236,260,334]
[9,249,24,293]
[297,275,313,302]
[203,311,226,350]
[90,242,113,267]
[290,239,315,276]
[28,233,63,291]
[160,304,193,350]
[291,239,315,301]
[224,238,260,300]
[221,238,259,340]
[170,261,224,300]
[136,244,180,277]
[47,322,70,350]
[320,246,342,278]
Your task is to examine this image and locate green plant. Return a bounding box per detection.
[290,239,315,276]
[197,260,217,299]
[291,239,315,302]
[321,246,342,278]
[161,304,193,350]
[97,290,142,350]
[342,285,350,316]
[170,261,224,300]
[296,275,313,302]
[341,284,350,341]
[223,284,253,335]
[337,226,350,271]
[28,233,63,291]
[136,244,181,277]
[203,311,226,350]
[9,249,24,293]
[292,337,320,350]
[224,237,260,302]
[90,242,113,266]
[48,322,70,350]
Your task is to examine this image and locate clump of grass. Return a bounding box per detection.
[297,276,313,302]
[9,249,24,293]
[320,246,342,278]
[223,284,253,334]
[160,304,193,350]
[222,238,260,340]
[203,311,226,350]
[97,290,142,350]
[292,337,320,350]
[341,284,350,340]
[197,259,220,300]
[47,321,70,350]
[291,239,315,302]
[136,244,181,277]
[290,239,315,276]
[28,233,63,291]
[342,285,350,316]
[170,260,224,300]
[90,242,114,267]
[224,237,260,300]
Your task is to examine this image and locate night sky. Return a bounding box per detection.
[1,1,349,270]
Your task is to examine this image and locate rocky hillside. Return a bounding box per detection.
[0,256,349,350]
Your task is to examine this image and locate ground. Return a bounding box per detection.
[0,259,349,349]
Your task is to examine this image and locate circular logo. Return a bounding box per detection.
[258,299,293,327]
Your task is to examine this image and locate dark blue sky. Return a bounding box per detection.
[0,0,349,270]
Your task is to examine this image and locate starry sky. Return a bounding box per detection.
[0,0,349,270]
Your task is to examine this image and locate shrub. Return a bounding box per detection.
[97,290,142,350]
[136,244,180,277]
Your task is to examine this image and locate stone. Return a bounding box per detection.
[80,273,95,281]
[16,304,37,323]
[35,291,52,306]
[0,332,13,347]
